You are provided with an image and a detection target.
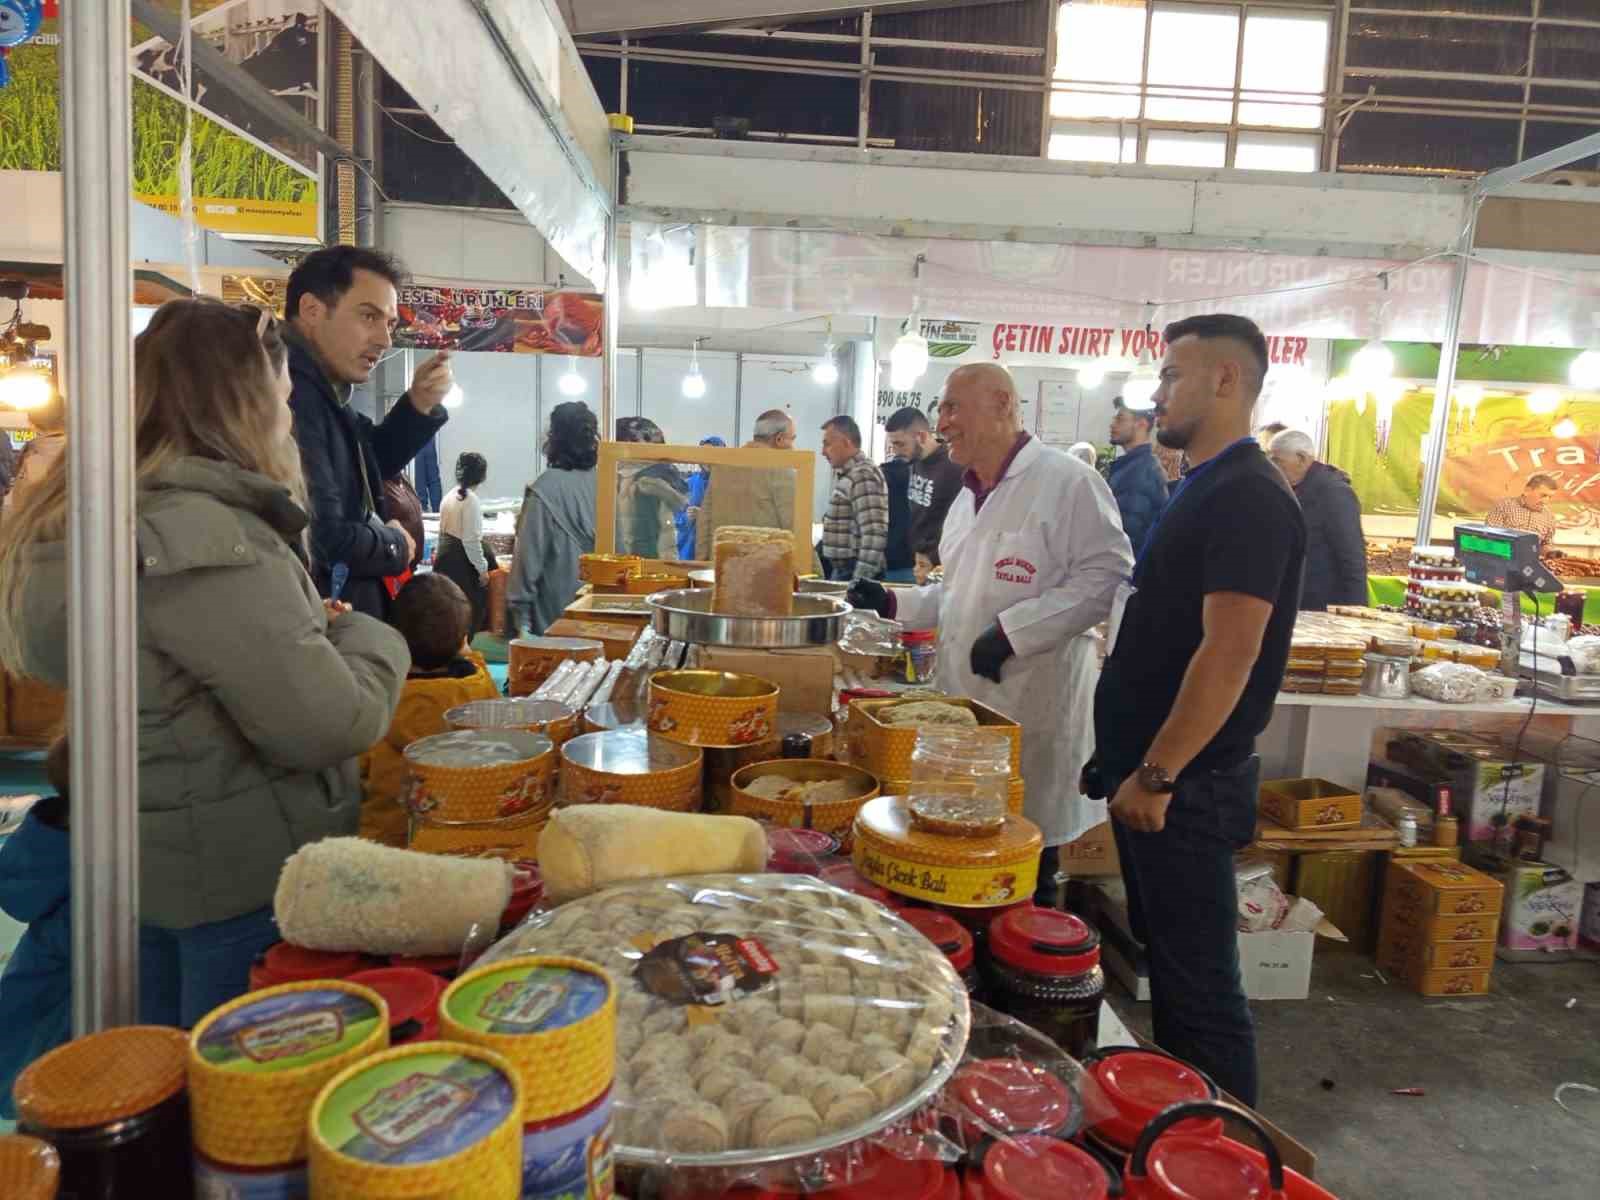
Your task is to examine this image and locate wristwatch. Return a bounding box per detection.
[1136,762,1177,794]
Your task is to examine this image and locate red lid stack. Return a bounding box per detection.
[247,943,378,991]
[766,827,842,873]
[948,1057,1078,1140]
[902,908,977,975]
[1084,1049,1220,1152]
[347,967,446,1044]
[966,1136,1111,1200]
[988,907,1101,976]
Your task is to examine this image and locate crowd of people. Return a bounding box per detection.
[0,232,1401,1120]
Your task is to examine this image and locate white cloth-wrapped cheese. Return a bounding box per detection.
[538,805,769,902]
[273,837,513,956]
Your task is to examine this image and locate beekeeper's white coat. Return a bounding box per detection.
[896,437,1133,846]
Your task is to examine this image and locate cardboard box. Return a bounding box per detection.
[1385,859,1504,921]
[541,618,641,662]
[1376,926,1495,975]
[1379,733,1544,848]
[1483,858,1583,953]
[1542,769,1600,884]
[701,646,836,715]
[1236,928,1317,1000]
[1057,820,1120,877]
[1259,778,1364,831]
[1581,882,1600,950]
[1408,966,1493,997]
[1292,849,1381,951]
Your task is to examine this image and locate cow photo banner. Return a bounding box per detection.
[393,285,604,356]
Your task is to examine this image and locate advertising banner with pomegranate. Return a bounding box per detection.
[392,285,604,357]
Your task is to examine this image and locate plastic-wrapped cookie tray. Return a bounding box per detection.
[481,873,971,1167]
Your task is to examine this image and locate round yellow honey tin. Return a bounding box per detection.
[188,980,389,1170]
[647,670,779,750]
[439,956,616,1123]
[851,795,1043,907]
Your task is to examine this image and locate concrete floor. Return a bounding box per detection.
[1109,943,1600,1200]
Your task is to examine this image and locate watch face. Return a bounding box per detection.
[1139,765,1173,793]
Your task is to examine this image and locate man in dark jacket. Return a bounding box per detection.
[885,406,963,559]
[881,455,916,582]
[1107,396,1169,555]
[286,246,452,619]
[1267,429,1368,610]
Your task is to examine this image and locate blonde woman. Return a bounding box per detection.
[0,299,409,1026]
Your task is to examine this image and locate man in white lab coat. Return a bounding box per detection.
[849,363,1133,873]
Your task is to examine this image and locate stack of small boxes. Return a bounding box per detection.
[1281,631,1366,696]
[1376,858,1504,996]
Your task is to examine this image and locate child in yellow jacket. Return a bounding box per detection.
[360,574,501,847]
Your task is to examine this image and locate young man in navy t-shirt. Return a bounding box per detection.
[1091,313,1306,1107]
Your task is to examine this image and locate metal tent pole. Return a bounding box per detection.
[1413,203,1478,548]
[602,133,621,438]
[62,0,141,1035]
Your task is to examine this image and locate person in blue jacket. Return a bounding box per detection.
[0,736,70,1118]
[1106,396,1169,555]
[676,436,725,561]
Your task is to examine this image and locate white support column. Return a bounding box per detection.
[62,0,141,1034]
[602,133,621,438]
[1414,201,1480,548]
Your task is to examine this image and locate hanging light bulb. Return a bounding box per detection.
[889,314,929,391]
[813,330,839,386]
[1350,339,1395,389]
[0,368,52,411]
[441,383,465,409]
[1527,387,1562,415]
[1077,362,1106,390]
[1554,417,1579,440]
[1570,350,1600,390]
[558,356,587,396]
[682,340,707,399]
[1375,379,1406,456]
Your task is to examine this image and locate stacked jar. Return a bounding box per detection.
[986,908,1105,1059]
[910,728,1012,827]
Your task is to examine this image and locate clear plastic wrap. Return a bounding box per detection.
[1410,661,1489,703]
[838,612,904,660]
[482,873,972,1168]
[629,1001,1116,1197]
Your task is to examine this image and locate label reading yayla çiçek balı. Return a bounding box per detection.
[447,963,608,1034]
[196,988,382,1074]
[318,1052,515,1165]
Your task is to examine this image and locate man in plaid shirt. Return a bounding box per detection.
[820,415,890,581]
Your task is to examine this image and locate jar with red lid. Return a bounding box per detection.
[902,908,980,996]
[500,860,544,930]
[247,941,380,991]
[766,826,841,873]
[819,861,897,909]
[1123,1100,1339,1200]
[986,908,1104,1058]
[1080,1046,1219,1155]
[347,966,445,1043]
[964,1134,1118,1200]
[897,630,939,685]
[947,1056,1083,1147]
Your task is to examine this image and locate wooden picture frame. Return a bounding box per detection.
[595,441,817,568]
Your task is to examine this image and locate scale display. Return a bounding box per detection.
[1453,523,1558,594]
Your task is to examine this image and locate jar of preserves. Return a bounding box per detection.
[986,908,1104,1058]
[909,728,1011,828]
[901,907,981,997]
[14,1026,195,1200]
[897,630,939,685]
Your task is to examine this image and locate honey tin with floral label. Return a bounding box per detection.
[852,795,1042,907]
[647,670,780,749]
[729,759,879,848]
[579,554,643,588]
[404,730,557,825]
[309,1041,524,1199]
[448,699,581,749]
[510,637,605,697]
[409,808,547,862]
[559,729,703,811]
[845,698,1022,781]
[188,980,389,1196]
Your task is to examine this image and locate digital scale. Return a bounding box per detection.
[1453,524,1559,595]
[1452,524,1600,702]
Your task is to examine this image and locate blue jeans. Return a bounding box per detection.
[1111,756,1260,1106]
[139,907,278,1028]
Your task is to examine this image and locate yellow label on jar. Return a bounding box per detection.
[852,843,1038,907]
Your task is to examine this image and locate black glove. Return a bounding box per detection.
[970,623,1015,683]
[847,579,892,617]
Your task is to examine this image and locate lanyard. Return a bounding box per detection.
[1134,437,1257,569]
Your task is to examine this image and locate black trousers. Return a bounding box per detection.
[435,533,491,635]
[1111,755,1261,1107]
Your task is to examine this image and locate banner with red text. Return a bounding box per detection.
[393,285,604,356]
[913,318,1316,371]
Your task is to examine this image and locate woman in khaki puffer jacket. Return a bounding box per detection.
[0,299,409,1026]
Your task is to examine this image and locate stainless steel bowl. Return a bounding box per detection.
[1361,654,1412,700]
[686,571,846,598]
[646,588,849,648]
